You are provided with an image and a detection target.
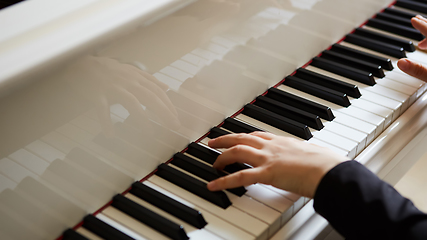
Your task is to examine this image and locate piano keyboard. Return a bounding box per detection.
[54,1,427,240]
[1,0,427,240]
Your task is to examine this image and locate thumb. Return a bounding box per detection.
[397,58,427,82]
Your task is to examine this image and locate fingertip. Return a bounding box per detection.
[397,58,411,72]
[207,181,218,191]
[416,15,427,21]
[207,138,217,148]
[418,39,427,50]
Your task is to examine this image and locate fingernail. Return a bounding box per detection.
[398,59,410,72]
[417,15,427,21]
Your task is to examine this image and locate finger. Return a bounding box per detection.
[208,133,265,149]
[418,38,427,50]
[127,84,181,129]
[207,167,265,191]
[95,96,115,138]
[213,145,266,170]
[134,76,179,118]
[416,15,427,23]
[412,16,427,39]
[249,131,276,140]
[397,58,427,82]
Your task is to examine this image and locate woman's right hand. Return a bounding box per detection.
[207,132,349,198]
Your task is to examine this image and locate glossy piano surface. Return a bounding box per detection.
[3,0,423,239]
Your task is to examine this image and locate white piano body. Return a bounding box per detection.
[1,0,427,239]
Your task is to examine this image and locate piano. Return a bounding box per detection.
[1,0,427,239]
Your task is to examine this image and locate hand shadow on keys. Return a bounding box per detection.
[61,56,180,138]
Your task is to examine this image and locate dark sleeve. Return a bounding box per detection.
[313,160,427,240]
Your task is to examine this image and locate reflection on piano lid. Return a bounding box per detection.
[3,0,427,239]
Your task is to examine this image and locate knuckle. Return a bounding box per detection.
[230,145,243,155]
[234,171,245,183]
[414,65,424,78]
[235,133,248,140]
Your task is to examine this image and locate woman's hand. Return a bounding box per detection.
[398,15,427,82]
[207,132,349,198]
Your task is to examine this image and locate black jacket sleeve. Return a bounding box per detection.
[313,160,427,240]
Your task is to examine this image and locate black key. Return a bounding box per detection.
[366,18,424,40]
[130,182,207,229]
[395,0,427,15]
[330,43,393,70]
[354,27,415,52]
[376,12,414,28]
[112,194,188,240]
[171,152,247,196]
[186,142,251,174]
[265,87,334,121]
[384,7,416,19]
[63,229,88,240]
[82,215,134,240]
[156,163,232,209]
[254,95,324,130]
[294,68,361,98]
[311,57,376,86]
[242,104,312,140]
[344,33,406,58]
[208,127,231,139]
[320,50,385,77]
[221,117,263,134]
[284,75,351,107]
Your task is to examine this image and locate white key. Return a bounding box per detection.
[101,208,164,240]
[376,78,418,105]
[225,192,281,237]
[167,163,277,237]
[332,111,377,144]
[351,96,391,128]
[245,185,293,225]
[322,121,367,154]
[305,65,410,110]
[385,71,425,90]
[339,41,427,97]
[76,227,104,240]
[357,89,402,121]
[338,106,385,136]
[125,193,222,240]
[97,213,149,240]
[236,114,358,158]
[146,178,255,239]
[311,130,358,159]
[276,85,378,140]
[235,114,301,139]
[307,138,349,156]
[149,174,268,238]
[261,185,306,213]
